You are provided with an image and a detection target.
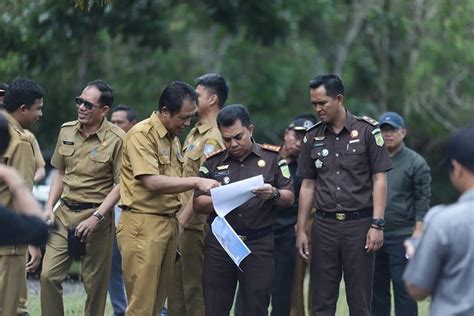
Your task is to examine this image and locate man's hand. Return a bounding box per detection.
[196,178,220,193]
[75,216,100,242]
[44,207,55,226]
[251,184,275,201]
[26,246,42,272]
[365,227,383,252]
[296,231,310,261]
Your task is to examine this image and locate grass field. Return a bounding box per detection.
[27,275,430,315]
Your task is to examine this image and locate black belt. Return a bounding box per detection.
[121,206,177,218]
[237,226,273,242]
[316,208,372,221]
[62,200,100,211]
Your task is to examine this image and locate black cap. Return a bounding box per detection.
[443,127,474,172]
[287,117,316,132]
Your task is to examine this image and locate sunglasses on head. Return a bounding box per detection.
[75,96,101,111]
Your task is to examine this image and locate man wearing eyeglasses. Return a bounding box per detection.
[40,80,125,316]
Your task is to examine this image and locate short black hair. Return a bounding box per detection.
[158,81,198,115]
[308,74,344,98]
[217,104,251,128]
[85,79,114,107]
[113,104,138,122]
[0,115,11,156]
[444,127,474,173]
[3,78,45,113]
[195,73,229,108]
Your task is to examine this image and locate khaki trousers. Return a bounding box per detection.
[290,214,313,316]
[0,254,26,316]
[16,252,29,314]
[118,211,178,316]
[40,204,113,316]
[168,227,206,316]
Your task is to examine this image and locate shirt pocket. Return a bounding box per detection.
[89,151,111,176]
[345,143,367,168]
[310,147,330,173]
[58,145,75,170]
[158,154,172,176]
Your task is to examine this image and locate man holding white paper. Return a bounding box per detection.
[193,104,294,316]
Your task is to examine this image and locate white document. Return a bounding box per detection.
[210,174,264,217]
[211,216,251,267]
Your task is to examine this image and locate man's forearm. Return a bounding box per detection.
[296,179,316,233]
[96,185,120,216]
[141,174,199,194]
[45,169,64,210]
[371,172,387,218]
[193,195,214,214]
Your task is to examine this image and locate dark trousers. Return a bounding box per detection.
[203,232,274,316]
[372,235,418,316]
[234,226,297,316]
[311,215,374,316]
[271,226,297,316]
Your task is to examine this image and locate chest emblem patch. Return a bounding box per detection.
[315,159,323,169]
[257,159,266,168]
[351,130,359,138]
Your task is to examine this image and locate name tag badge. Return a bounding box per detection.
[63,140,74,145]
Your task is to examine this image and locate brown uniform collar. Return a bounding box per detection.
[321,110,356,135]
[222,140,262,161]
[150,112,171,139]
[0,110,24,133]
[78,117,109,142]
[197,121,217,134]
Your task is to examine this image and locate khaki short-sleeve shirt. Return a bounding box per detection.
[180,122,224,229]
[24,130,46,170]
[120,112,184,215]
[0,111,36,255]
[51,118,124,203]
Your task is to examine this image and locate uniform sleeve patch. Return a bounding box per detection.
[278,159,290,178]
[203,139,219,155]
[199,166,209,175]
[375,133,385,146]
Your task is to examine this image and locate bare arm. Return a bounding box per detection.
[44,169,64,222]
[366,172,387,252]
[405,282,431,300]
[296,179,316,261]
[193,195,214,215]
[140,174,219,194]
[34,167,46,183]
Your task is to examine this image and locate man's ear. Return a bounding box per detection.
[209,94,218,107]
[19,104,28,114]
[248,124,255,136]
[336,94,344,106]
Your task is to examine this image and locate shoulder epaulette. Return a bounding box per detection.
[205,148,225,159]
[306,121,322,131]
[262,143,281,153]
[109,123,126,139]
[61,120,78,128]
[357,116,379,126]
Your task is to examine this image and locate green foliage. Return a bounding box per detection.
[1,0,473,204]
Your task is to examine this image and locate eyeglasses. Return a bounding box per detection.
[74,96,101,111]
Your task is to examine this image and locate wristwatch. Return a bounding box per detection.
[271,188,281,203]
[92,210,105,224]
[372,218,385,228]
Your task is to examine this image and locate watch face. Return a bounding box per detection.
[373,218,385,226]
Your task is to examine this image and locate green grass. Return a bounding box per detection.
[27,274,430,315]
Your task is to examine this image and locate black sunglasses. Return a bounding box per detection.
[75,96,101,111]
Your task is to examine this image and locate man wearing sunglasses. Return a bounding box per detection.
[40,80,125,316]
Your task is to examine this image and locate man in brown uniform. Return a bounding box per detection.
[0,78,45,316]
[168,74,228,316]
[296,74,393,316]
[117,81,220,315]
[40,80,124,316]
[194,104,295,315]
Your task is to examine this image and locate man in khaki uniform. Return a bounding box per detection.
[0,78,45,316]
[117,81,220,316]
[40,80,125,316]
[168,74,229,316]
